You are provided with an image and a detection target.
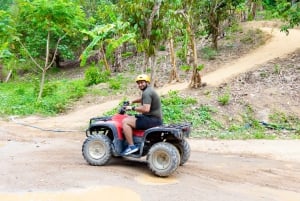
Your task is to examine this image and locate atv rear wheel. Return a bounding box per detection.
[179,139,191,166]
[82,134,112,166]
[147,142,180,177]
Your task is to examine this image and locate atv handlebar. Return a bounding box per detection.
[119,101,130,114]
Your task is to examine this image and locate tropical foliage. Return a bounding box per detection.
[0,0,299,100]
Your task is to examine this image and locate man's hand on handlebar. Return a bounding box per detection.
[124,105,135,111]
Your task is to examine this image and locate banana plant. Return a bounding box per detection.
[80,15,135,72]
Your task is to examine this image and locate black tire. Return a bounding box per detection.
[179,139,191,166]
[147,142,180,177]
[82,134,112,166]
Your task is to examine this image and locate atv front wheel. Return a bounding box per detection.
[82,134,112,166]
[147,142,180,177]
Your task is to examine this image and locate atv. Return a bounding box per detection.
[82,101,191,177]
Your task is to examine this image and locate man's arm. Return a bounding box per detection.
[130,97,150,113]
[134,104,150,113]
[131,98,142,104]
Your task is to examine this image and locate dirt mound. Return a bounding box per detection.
[231,50,300,117]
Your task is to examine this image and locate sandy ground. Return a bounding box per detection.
[0,24,300,201]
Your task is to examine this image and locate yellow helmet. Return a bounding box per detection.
[135,74,150,83]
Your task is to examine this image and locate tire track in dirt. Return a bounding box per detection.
[180,151,300,192]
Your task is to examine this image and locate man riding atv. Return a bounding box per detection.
[122,74,163,155]
[82,74,191,177]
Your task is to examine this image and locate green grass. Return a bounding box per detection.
[201,47,218,60]
[0,79,87,116]
[0,68,133,116]
[0,82,36,115]
[1,78,299,139]
[217,91,230,105]
[161,91,197,124]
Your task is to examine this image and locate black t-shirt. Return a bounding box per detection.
[141,86,162,119]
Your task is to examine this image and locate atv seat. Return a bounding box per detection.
[133,130,145,137]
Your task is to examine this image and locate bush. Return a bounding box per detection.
[84,66,100,86]
[109,79,121,90]
[162,91,197,124]
[42,82,58,97]
[201,47,218,60]
[217,92,230,105]
[84,66,110,86]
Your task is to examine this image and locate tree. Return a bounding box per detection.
[10,0,87,100]
[88,2,135,72]
[275,0,300,33]
[160,1,184,83]
[0,10,16,82]
[74,0,101,18]
[118,0,166,86]
[200,0,244,50]
[176,0,206,88]
[202,0,227,50]
[0,0,13,10]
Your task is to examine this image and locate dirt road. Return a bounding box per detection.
[1,23,300,201]
[1,128,300,201]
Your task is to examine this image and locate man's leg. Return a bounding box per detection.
[122,116,139,155]
[122,116,136,145]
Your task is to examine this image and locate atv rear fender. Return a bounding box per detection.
[144,123,190,140]
[140,123,191,150]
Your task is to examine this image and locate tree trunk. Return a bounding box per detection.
[101,45,110,72]
[168,38,180,83]
[37,32,63,100]
[142,52,149,72]
[0,64,3,82]
[5,70,12,83]
[210,16,219,50]
[143,0,161,75]
[247,0,260,20]
[112,46,122,72]
[211,25,219,50]
[150,55,158,87]
[146,0,162,39]
[209,2,220,50]
[38,32,51,101]
[37,69,46,101]
[251,2,257,19]
[187,24,202,88]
